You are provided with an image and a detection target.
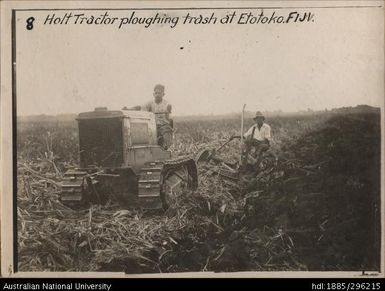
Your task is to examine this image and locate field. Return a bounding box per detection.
[16,111,381,273]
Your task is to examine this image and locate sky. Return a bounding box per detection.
[15,3,384,116]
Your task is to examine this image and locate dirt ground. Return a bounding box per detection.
[16,111,381,273]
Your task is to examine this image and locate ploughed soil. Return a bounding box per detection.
[17,112,381,272]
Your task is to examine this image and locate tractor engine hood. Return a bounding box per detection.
[77,107,154,120]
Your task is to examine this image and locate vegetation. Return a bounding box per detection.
[17,110,381,272]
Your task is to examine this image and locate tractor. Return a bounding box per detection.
[60,107,198,210]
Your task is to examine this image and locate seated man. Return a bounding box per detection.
[242,111,272,169]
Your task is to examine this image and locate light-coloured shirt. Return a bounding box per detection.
[244,123,272,142]
[142,99,171,126]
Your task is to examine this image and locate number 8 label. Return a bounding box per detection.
[26,17,35,30]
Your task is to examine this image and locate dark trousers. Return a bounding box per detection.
[241,139,270,168]
[157,124,173,150]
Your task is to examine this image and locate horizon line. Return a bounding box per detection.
[17,104,381,119]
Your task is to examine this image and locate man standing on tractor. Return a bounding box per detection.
[130,84,173,149]
[241,111,272,169]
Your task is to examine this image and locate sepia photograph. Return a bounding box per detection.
[0,0,384,277]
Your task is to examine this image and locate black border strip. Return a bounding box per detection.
[12,6,384,11]
[11,4,384,275]
[11,9,18,274]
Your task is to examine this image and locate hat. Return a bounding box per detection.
[253,111,265,120]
